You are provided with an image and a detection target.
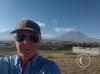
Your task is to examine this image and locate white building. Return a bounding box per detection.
[72,46,100,56]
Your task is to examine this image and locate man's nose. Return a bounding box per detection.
[23,37,31,44]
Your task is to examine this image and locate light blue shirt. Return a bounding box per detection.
[0,54,61,74]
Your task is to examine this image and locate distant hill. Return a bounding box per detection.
[0,30,14,41]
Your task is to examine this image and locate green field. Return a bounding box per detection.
[0,46,100,74]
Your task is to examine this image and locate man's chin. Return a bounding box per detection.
[18,50,30,55]
[21,50,30,54]
[17,48,36,56]
[18,52,29,57]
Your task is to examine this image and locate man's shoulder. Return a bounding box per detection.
[37,55,59,68]
[37,55,61,74]
[38,55,53,64]
[40,55,58,66]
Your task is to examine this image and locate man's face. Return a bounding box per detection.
[15,30,40,56]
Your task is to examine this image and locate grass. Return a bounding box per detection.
[0,47,100,74]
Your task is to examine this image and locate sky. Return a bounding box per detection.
[0,0,100,39]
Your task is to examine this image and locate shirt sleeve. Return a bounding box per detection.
[0,57,10,74]
[45,61,61,74]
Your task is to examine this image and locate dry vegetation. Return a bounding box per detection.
[0,46,100,74]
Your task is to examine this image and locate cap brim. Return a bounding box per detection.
[10,28,37,34]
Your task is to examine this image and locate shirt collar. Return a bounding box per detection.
[14,54,40,67]
[31,54,40,67]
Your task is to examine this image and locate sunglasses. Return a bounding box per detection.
[15,33,40,42]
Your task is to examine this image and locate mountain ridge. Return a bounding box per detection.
[0,30,100,44]
[53,31,100,43]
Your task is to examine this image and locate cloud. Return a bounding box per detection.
[89,35,100,39]
[35,21,46,27]
[54,27,76,32]
[41,33,55,39]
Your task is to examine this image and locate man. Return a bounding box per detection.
[0,19,61,74]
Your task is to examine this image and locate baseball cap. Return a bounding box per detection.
[11,19,41,34]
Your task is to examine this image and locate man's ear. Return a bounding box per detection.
[39,35,41,42]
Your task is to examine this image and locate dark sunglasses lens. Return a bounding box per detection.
[29,34,39,42]
[15,34,25,42]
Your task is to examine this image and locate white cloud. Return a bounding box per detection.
[41,33,55,39]
[0,29,12,33]
[89,35,100,39]
[54,27,76,32]
[35,21,46,27]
